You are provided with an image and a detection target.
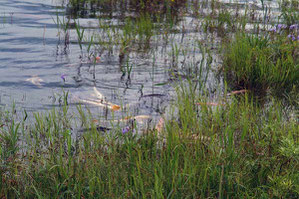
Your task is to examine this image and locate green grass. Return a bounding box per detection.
[0,86,298,198]
[1,1,298,198]
[223,33,298,95]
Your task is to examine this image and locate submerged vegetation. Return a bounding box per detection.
[0,0,298,198]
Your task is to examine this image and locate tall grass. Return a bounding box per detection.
[0,85,298,198]
[223,33,298,94]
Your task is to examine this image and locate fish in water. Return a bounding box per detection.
[79,87,120,111]
[155,117,165,133]
[93,86,105,100]
[26,75,44,88]
[80,98,120,111]
[114,115,152,124]
[227,89,248,96]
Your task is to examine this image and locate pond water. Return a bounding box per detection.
[0,0,282,127]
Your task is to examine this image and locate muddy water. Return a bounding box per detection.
[0,0,281,127]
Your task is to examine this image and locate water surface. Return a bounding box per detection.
[0,0,283,125]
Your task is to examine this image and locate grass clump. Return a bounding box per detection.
[223,33,298,95]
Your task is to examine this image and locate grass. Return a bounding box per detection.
[1,0,299,198]
[0,85,298,198]
[223,33,298,95]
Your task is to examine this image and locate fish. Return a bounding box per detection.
[124,115,151,120]
[80,98,120,111]
[227,89,248,96]
[26,75,44,88]
[155,117,165,133]
[113,115,152,123]
[93,86,105,100]
[78,87,120,111]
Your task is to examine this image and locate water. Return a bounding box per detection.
[0,1,166,119]
[0,0,283,126]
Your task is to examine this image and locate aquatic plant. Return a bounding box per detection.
[203,6,233,35]
[74,20,85,52]
[223,33,298,95]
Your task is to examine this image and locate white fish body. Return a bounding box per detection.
[115,115,152,123]
[78,87,120,111]
[93,86,105,100]
[26,75,44,88]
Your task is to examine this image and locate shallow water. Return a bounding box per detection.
[0,0,283,126]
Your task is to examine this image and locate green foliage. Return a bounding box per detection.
[0,89,298,198]
[223,33,298,94]
[123,14,154,43]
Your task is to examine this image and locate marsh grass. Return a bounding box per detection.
[223,33,298,95]
[0,84,298,198]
